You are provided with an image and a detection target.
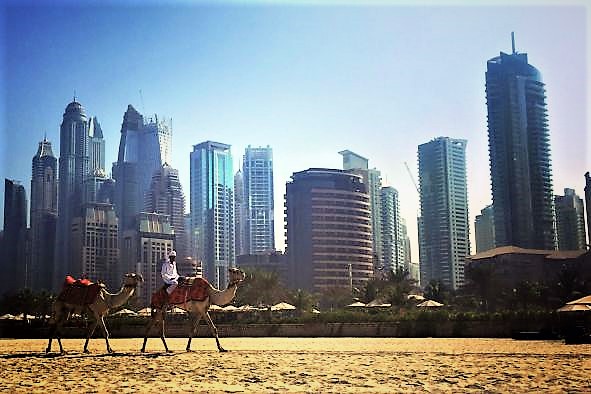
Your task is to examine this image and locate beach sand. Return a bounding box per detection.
[1,337,590,392]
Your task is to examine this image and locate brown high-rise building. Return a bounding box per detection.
[285,168,373,292]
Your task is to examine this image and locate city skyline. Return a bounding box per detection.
[1,2,588,263]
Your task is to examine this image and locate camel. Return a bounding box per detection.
[46,273,143,354]
[141,267,245,353]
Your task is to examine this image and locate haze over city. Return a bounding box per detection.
[1,0,588,262]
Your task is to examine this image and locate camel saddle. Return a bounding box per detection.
[57,275,103,305]
[151,277,210,309]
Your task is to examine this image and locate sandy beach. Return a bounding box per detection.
[0,337,589,393]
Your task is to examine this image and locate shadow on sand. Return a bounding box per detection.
[0,351,180,359]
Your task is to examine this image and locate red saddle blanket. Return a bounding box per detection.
[151,277,210,309]
[57,276,103,305]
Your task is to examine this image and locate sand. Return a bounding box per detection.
[0,337,590,393]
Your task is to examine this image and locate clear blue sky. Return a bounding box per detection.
[1,1,588,259]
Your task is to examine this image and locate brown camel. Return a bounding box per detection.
[46,273,143,354]
[141,267,245,353]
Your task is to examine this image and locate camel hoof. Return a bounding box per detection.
[83,349,90,354]
[140,348,146,353]
[186,349,193,352]
[166,349,173,353]
[219,348,227,353]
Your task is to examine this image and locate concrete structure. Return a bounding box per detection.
[339,150,382,270]
[145,163,188,275]
[475,205,495,253]
[234,169,246,256]
[555,188,586,250]
[380,186,405,273]
[30,138,58,290]
[56,99,89,283]
[285,168,373,292]
[585,172,591,246]
[466,246,589,290]
[190,141,235,288]
[418,137,470,290]
[236,251,288,284]
[486,34,556,250]
[71,203,119,289]
[2,179,28,292]
[243,146,275,254]
[122,213,174,308]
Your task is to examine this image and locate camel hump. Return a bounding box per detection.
[58,280,103,305]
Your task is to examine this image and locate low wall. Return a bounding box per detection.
[0,318,557,339]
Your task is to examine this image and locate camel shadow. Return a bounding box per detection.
[0,351,180,359]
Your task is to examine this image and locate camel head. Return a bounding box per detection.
[123,273,144,288]
[228,267,246,287]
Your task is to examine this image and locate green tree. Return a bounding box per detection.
[234,268,288,306]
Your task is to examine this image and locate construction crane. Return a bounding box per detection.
[404,161,420,194]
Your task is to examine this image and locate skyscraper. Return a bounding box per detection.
[555,188,586,250]
[243,146,275,253]
[113,105,171,234]
[234,168,246,256]
[123,212,174,307]
[71,203,119,289]
[88,116,105,174]
[190,141,235,288]
[30,138,58,290]
[2,179,28,292]
[486,34,556,250]
[285,168,373,292]
[339,150,382,269]
[145,163,187,265]
[56,99,89,283]
[475,205,496,253]
[380,186,405,273]
[584,172,591,245]
[418,137,470,290]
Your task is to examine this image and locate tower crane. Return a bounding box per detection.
[404,161,420,195]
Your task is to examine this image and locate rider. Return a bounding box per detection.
[161,250,182,301]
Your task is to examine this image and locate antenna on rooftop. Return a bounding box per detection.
[73,89,77,102]
[511,32,516,54]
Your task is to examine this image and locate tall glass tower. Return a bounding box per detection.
[418,137,470,290]
[243,146,275,253]
[30,138,58,290]
[2,179,27,292]
[486,34,556,250]
[190,141,235,288]
[56,99,89,282]
[113,105,171,234]
[380,186,405,273]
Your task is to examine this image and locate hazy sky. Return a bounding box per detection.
[0,0,588,260]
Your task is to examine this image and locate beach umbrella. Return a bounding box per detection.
[222,305,239,312]
[0,314,15,320]
[113,308,137,316]
[417,300,444,308]
[271,302,297,311]
[557,304,591,313]
[566,295,591,305]
[137,307,152,316]
[311,309,321,314]
[366,299,392,308]
[346,301,366,308]
[407,294,426,302]
[170,307,187,315]
[236,305,257,312]
[209,304,224,312]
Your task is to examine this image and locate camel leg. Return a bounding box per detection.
[83,319,99,353]
[141,316,156,352]
[186,314,201,351]
[97,316,113,353]
[160,312,171,352]
[204,312,226,352]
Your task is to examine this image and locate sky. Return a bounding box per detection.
[0,0,588,261]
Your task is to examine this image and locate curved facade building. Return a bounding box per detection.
[486,38,556,250]
[30,138,57,290]
[56,99,89,282]
[286,168,373,292]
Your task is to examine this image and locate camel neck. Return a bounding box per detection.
[209,283,237,306]
[105,285,136,309]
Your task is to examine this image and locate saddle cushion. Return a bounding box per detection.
[150,277,210,309]
[58,277,102,305]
